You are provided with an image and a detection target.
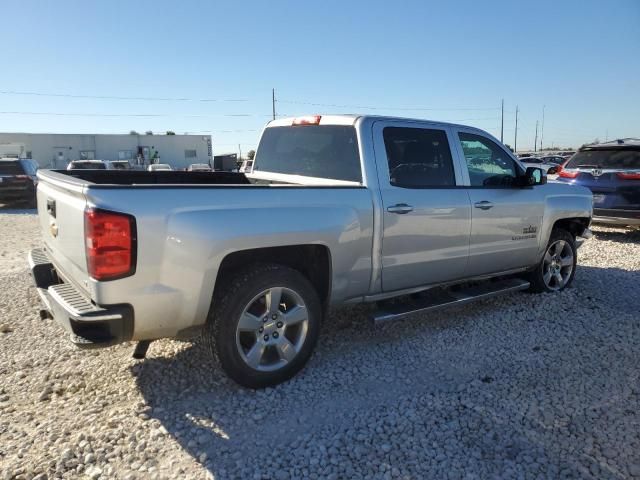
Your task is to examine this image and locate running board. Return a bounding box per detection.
[372,277,530,324]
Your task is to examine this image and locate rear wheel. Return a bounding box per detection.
[204,264,322,388]
[527,228,577,293]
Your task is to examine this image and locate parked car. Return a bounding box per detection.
[187,163,212,172]
[238,158,253,173]
[105,160,131,170]
[67,160,107,170]
[0,158,38,206]
[147,163,173,171]
[556,139,640,227]
[520,157,559,175]
[29,114,593,388]
[541,155,567,166]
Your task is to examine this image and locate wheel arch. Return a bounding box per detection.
[552,217,591,238]
[213,244,333,310]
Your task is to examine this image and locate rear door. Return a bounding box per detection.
[373,120,472,292]
[452,128,544,276]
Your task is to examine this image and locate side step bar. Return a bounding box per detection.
[372,277,530,324]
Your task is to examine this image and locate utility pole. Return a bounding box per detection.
[500,99,504,143]
[272,88,276,120]
[514,105,519,154]
[534,120,539,152]
[540,105,545,151]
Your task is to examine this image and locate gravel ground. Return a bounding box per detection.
[1,210,639,479]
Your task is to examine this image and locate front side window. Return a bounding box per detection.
[383,127,455,187]
[459,133,518,187]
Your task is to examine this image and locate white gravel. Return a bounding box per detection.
[1,210,639,479]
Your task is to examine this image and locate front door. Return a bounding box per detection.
[373,121,472,292]
[453,129,544,276]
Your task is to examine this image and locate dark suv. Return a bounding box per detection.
[0,158,39,207]
[556,139,640,227]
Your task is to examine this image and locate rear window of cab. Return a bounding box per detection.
[254,126,362,182]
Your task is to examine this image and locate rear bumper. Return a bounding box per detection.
[28,248,134,348]
[593,208,640,226]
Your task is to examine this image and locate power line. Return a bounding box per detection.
[0,90,248,102]
[0,111,271,118]
[276,99,500,112]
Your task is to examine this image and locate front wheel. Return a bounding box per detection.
[527,228,577,293]
[204,264,322,389]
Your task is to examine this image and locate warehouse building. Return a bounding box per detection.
[0,132,212,169]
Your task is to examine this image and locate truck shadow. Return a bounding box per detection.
[591,226,640,243]
[132,264,639,478]
[0,205,37,214]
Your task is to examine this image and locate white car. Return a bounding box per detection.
[187,163,212,172]
[105,160,131,170]
[520,157,559,175]
[67,160,107,170]
[147,163,173,172]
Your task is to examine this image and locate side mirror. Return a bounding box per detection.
[523,167,546,186]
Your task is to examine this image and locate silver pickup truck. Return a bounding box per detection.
[29,115,593,388]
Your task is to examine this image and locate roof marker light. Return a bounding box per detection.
[292,115,322,126]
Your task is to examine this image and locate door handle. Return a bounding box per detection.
[474,201,494,210]
[387,203,414,214]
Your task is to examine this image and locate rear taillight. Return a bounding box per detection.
[616,171,640,180]
[84,208,136,280]
[558,169,579,178]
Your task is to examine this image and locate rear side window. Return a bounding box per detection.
[0,161,24,175]
[383,127,456,187]
[254,126,361,182]
[566,148,640,169]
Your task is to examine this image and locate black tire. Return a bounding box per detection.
[526,228,577,293]
[204,263,322,389]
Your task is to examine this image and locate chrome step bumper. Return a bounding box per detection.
[28,248,134,348]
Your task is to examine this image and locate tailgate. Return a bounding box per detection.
[37,172,91,295]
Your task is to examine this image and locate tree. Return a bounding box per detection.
[145,130,154,135]
[247,149,256,160]
[129,130,139,135]
[166,131,176,135]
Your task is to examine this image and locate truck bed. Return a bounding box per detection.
[57,169,252,186]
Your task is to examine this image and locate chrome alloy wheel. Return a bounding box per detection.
[235,287,309,372]
[542,239,574,290]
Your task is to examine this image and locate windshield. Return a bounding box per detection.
[565,148,640,170]
[254,125,361,182]
[0,161,24,175]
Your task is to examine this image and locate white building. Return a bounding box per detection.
[0,132,212,169]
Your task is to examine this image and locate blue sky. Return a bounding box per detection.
[1,0,638,154]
